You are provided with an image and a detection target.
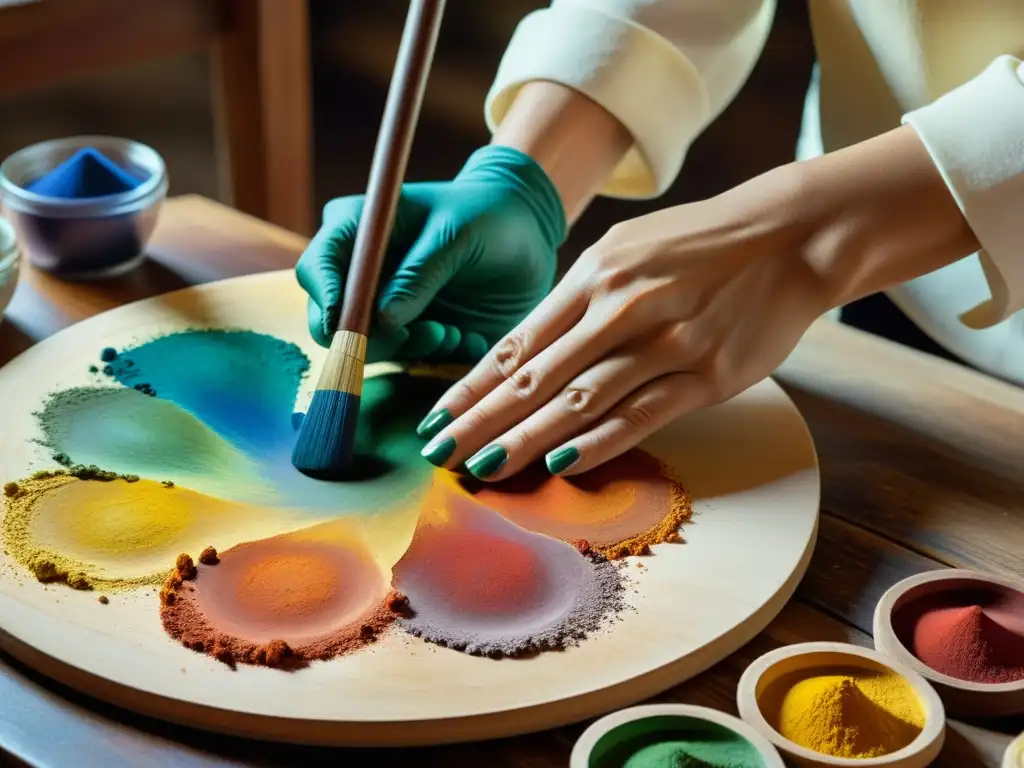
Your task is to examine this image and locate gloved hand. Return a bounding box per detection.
[297,145,566,363]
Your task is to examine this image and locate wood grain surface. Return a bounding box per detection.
[0,0,313,235]
[1,196,1022,767]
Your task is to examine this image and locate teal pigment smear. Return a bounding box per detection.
[104,330,308,459]
[34,387,266,500]
[588,716,764,768]
[36,330,444,514]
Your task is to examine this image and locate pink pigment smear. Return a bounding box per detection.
[392,487,625,657]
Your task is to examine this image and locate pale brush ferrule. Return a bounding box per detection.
[317,330,367,396]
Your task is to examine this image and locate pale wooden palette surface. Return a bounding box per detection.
[0,270,820,746]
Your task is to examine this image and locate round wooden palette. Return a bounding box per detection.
[0,271,820,746]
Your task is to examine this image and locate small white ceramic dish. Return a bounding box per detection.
[737,641,945,768]
[874,569,1024,717]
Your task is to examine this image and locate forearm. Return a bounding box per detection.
[796,125,981,307]
[491,82,632,223]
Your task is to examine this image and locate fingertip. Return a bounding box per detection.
[399,321,446,360]
[434,324,462,360]
[545,445,580,476]
[306,297,331,348]
[457,331,490,364]
[378,296,412,328]
[366,325,409,363]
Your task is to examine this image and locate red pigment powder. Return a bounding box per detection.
[400,526,542,616]
[394,491,627,657]
[895,586,1024,684]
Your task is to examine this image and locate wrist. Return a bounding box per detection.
[457,145,567,249]
[490,81,631,224]
[795,125,980,307]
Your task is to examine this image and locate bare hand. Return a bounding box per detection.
[415,166,832,479]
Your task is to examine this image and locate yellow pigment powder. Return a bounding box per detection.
[763,669,925,759]
[2,471,298,591]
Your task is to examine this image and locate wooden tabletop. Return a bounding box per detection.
[1,196,1022,767]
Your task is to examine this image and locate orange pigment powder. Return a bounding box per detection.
[467,449,690,558]
[235,551,340,623]
[160,539,402,668]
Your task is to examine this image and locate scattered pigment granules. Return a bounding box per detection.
[393,484,626,657]
[759,668,924,758]
[467,448,690,559]
[892,585,1024,684]
[588,715,764,768]
[2,470,275,591]
[161,523,401,667]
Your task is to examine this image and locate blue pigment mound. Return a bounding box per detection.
[27,147,146,199]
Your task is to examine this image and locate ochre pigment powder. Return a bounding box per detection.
[2,468,259,591]
[466,449,690,559]
[1,473,141,590]
[761,669,924,758]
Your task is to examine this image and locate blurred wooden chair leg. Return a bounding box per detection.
[211,0,313,236]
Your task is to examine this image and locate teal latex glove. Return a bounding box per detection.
[297,145,567,363]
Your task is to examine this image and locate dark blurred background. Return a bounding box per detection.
[0,0,816,266]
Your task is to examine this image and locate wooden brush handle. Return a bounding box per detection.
[337,0,446,334]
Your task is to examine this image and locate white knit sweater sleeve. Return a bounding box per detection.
[485,0,776,199]
[904,56,1024,328]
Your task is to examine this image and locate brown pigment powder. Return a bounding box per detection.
[199,546,219,565]
[160,555,406,668]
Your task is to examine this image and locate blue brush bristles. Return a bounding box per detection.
[291,389,361,478]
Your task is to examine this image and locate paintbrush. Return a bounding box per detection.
[292,0,446,477]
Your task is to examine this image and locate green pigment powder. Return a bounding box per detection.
[33,386,269,501]
[588,716,764,768]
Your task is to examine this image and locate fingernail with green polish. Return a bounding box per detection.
[466,444,507,479]
[416,408,452,439]
[421,436,456,467]
[546,446,579,475]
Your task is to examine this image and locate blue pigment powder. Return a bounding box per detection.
[104,330,309,458]
[27,148,146,198]
[37,329,445,514]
